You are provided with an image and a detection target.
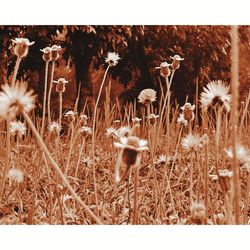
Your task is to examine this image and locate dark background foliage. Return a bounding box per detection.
[0,25,250,110]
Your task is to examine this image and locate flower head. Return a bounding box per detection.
[48,121,61,134]
[154,154,172,165]
[181,133,205,152]
[170,55,184,70]
[53,77,68,93]
[51,45,61,61]
[79,126,92,136]
[40,47,52,62]
[218,169,233,193]
[106,127,118,139]
[0,82,35,120]
[7,168,24,184]
[200,80,231,112]
[10,121,26,137]
[80,114,88,125]
[105,52,121,67]
[64,110,77,122]
[12,38,35,58]
[155,62,171,78]
[225,144,250,170]
[147,113,159,125]
[180,102,195,122]
[114,136,148,152]
[138,89,157,105]
[177,113,188,126]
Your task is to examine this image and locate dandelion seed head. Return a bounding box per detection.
[0,82,35,120]
[10,121,26,137]
[105,52,120,66]
[200,80,231,112]
[7,168,24,184]
[181,133,204,152]
[138,89,157,105]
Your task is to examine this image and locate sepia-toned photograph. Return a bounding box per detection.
[0,24,249,226]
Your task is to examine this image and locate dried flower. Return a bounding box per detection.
[12,38,35,58]
[7,168,24,184]
[10,121,26,137]
[51,45,61,62]
[64,110,77,122]
[181,133,204,152]
[170,54,184,70]
[40,47,52,62]
[132,117,142,125]
[79,126,92,136]
[53,78,68,93]
[225,144,250,169]
[138,89,157,105]
[200,80,231,112]
[147,113,159,125]
[0,82,35,120]
[180,102,195,122]
[190,202,205,224]
[177,113,188,126]
[155,62,171,78]
[48,121,61,134]
[114,135,148,183]
[105,52,121,67]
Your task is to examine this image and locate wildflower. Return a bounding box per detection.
[181,133,204,152]
[200,80,231,112]
[180,102,195,122]
[138,89,157,105]
[114,135,148,183]
[51,45,61,62]
[155,62,171,78]
[170,54,184,70]
[105,52,121,67]
[10,121,26,137]
[147,113,159,125]
[218,169,233,193]
[48,121,61,134]
[53,78,68,93]
[106,127,118,138]
[64,110,77,122]
[116,126,131,137]
[177,113,188,126]
[40,47,52,62]
[79,126,92,136]
[80,114,88,125]
[154,154,172,165]
[132,117,142,125]
[7,168,24,184]
[225,144,250,169]
[12,38,35,58]
[0,82,35,120]
[190,202,205,224]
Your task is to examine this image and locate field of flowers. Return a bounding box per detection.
[0,36,249,225]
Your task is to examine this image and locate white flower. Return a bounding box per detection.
[0,82,35,120]
[170,55,184,70]
[170,55,184,61]
[181,133,204,152]
[200,80,231,112]
[40,47,52,62]
[105,52,121,66]
[177,113,188,126]
[64,110,77,122]
[114,136,148,152]
[51,45,61,61]
[7,168,24,184]
[48,121,61,134]
[53,78,68,93]
[132,117,142,123]
[155,62,171,78]
[180,102,195,111]
[116,126,131,137]
[114,120,121,124]
[12,38,35,58]
[225,144,250,170]
[10,121,26,137]
[138,89,157,104]
[147,113,159,125]
[79,126,92,135]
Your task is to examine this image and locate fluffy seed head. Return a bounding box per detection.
[138,89,157,105]
[105,52,121,66]
[10,120,26,137]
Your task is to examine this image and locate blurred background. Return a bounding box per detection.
[0,25,250,112]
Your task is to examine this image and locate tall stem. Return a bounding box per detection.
[11,57,22,86]
[59,92,63,128]
[231,25,241,224]
[22,111,102,225]
[47,61,55,125]
[0,119,10,201]
[41,61,49,137]
[132,165,139,225]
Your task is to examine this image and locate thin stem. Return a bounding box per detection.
[41,61,49,137]
[47,61,55,125]
[11,57,22,86]
[22,110,102,225]
[132,165,139,225]
[0,119,10,201]
[59,92,63,129]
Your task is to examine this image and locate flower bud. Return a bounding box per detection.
[54,78,68,93]
[170,55,184,70]
[51,45,61,62]
[12,38,35,58]
[40,47,52,62]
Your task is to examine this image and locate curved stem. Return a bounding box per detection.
[22,110,102,225]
